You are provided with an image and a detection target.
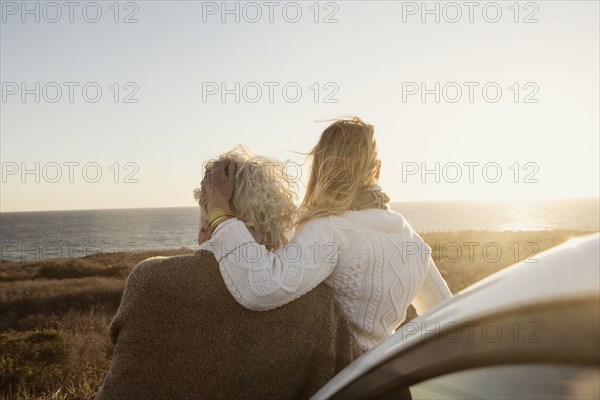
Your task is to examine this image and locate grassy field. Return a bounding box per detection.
[0,230,595,399]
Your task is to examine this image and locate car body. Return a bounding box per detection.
[313,233,600,399]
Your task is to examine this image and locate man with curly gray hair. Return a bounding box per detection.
[195,148,297,251]
[96,149,356,400]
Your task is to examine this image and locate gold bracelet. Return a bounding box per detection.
[209,214,235,231]
[210,217,230,232]
[209,213,235,226]
[207,207,231,222]
[209,215,228,229]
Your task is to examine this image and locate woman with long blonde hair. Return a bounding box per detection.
[201,117,451,353]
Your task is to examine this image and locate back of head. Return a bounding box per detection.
[298,117,381,226]
[194,147,296,251]
[96,252,356,400]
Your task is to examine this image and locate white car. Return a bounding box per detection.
[314,234,600,400]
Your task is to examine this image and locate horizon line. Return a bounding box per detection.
[2,197,599,214]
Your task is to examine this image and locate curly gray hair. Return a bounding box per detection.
[194,148,297,251]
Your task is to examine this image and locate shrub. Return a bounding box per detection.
[0,329,68,395]
[36,260,128,280]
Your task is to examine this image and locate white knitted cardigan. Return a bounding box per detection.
[200,208,452,353]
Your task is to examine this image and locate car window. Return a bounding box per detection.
[409,364,599,400]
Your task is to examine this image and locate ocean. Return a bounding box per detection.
[1,199,598,263]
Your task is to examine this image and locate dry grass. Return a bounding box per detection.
[0,248,194,400]
[0,278,125,331]
[421,230,595,292]
[0,232,595,399]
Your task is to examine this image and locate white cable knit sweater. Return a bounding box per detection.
[200,208,452,353]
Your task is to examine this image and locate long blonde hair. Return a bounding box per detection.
[297,117,379,227]
[194,148,296,251]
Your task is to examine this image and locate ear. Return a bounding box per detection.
[374,160,381,180]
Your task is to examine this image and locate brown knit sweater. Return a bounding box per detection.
[96,250,356,400]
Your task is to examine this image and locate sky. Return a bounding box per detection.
[1,0,599,212]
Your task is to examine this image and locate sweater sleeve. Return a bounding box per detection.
[412,256,452,316]
[200,218,339,311]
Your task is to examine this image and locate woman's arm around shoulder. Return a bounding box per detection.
[200,217,341,311]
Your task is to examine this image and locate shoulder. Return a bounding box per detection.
[298,215,333,230]
[295,216,337,240]
[334,209,418,234]
[129,253,186,277]
[119,251,237,312]
[126,251,218,289]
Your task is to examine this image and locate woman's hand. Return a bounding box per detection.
[202,160,237,214]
